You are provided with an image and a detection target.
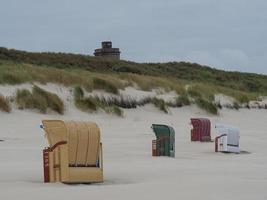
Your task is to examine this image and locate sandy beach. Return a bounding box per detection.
[0,84,267,200]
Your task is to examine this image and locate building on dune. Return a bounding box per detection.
[94,41,121,60]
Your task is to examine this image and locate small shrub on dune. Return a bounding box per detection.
[73,86,174,115]
[233,102,240,110]
[93,77,119,94]
[176,94,191,106]
[0,95,11,113]
[195,98,218,115]
[32,86,64,114]
[90,96,123,116]
[73,91,124,116]
[15,86,64,114]
[75,98,97,112]
[151,98,169,113]
[16,89,36,110]
[73,86,96,112]
[237,94,249,104]
[102,105,123,117]
[73,86,84,100]
[112,106,123,116]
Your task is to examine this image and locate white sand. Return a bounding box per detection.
[0,85,267,200]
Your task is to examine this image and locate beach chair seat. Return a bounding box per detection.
[41,120,103,183]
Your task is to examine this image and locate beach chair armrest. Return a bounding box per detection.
[50,141,67,151]
[215,134,227,140]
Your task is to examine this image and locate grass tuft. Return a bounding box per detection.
[32,86,64,114]
[233,102,240,110]
[73,86,97,112]
[92,77,119,94]
[0,95,11,112]
[151,98,169,113]
[176,94,191,106]
[73,86,84,100]
[15,86,64,114]
[76,98,97,112]
[195,97,218,115]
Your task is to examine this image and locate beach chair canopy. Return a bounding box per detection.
[215,124,240,153]
[190,118,211,142]
[151,124,175,157]
[41,120,103,183]
[215,124,239,146]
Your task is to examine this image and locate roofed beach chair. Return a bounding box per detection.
[151,124,175,157]
[190,118,212,142]
[41,120,103,183]
[215,124,240,153]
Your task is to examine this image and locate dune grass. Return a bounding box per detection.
[73,86,171,115]
[15,86,64,114]
[187,84,215,101]
[185,83,259,114]
[151,98,169,113]
[118,73,186,94]
[187,83,257,104]
[0,94,11,113]
[75,97,97,112]
[0,59,264,116]
[91,96,123,116]
[73,86,97,112]
[73,86,122,116]
[2,47,267,96]
[186,84,218,114]
[176,94,191,106]
[195,98,218,115]
[32,86,64,114]
[92,77,119,94]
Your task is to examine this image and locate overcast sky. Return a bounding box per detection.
[0,0,267,74]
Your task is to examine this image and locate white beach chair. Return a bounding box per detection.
[215,124,240,153]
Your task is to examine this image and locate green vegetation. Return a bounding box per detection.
[73,86,171,115]
[1,47,267,115]
[73,86,122,116]
[0,94,11,113]
[176,94,191,106]
[15,86,64,114]
[32,86,64,114]
[91,96,123,117]
[195,98,218,115]
[1,47,267,94]
[151,98,169,113]
[92,77,119,94]
[73,86,97,112]
[233,102,240,110]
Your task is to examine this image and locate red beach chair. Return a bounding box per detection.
[190,118,211,142]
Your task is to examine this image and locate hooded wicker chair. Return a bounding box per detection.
[215,124,240,153]
[190,118,212,142]
[41,120,103,183]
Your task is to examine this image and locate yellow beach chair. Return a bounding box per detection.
[41,120,103,183]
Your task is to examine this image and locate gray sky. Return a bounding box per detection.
[1,0,267,74]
